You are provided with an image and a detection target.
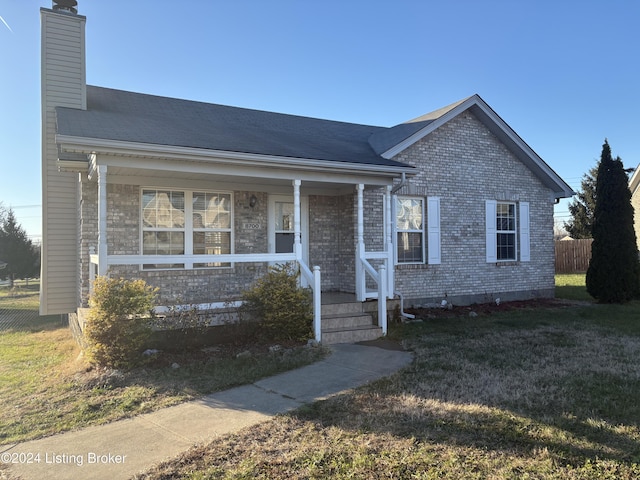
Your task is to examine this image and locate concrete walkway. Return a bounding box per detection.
[2,343,412,480]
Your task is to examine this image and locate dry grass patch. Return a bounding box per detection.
[138,298,640,479]
[0,286,327,445]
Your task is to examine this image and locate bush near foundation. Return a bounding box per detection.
[85,277,158,369]
[241,263,313,342]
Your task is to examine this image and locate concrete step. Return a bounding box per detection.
[321,301,364,316]
[321,313,374,330]
[321,325,383,344]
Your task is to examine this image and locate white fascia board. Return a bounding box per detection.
[381,95,574,199]
[629,165,640,194]
[56,159,89,172]
[469,101,574,199]
[56,135,415,178]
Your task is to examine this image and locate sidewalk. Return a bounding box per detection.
[2,343,413,480]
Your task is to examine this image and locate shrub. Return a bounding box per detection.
[241,263,313,342]
[586,140,640,302]
[85,277,158,369]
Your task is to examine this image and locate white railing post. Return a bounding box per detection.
[356,184,365,301]
[89,246,96,295]
[378,264,387,335]
[97,164,108,276]
[293,179,302,262]
[313,266,322,343]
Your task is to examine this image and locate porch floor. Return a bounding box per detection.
[321,292,358,305]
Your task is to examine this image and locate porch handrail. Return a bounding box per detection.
[298,259,322,343]
[360,256,380,283]
[89,250,323,343]
[358,254,388,336]
[101,252,297,265]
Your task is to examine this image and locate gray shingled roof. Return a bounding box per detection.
[55,86,412,168]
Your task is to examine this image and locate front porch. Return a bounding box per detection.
[84,163,400,343]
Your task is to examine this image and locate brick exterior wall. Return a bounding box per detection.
[632,186,640,251]
[387,111,556,305]
[77,110,557,308]
[78,183,358,306]
[79,185,271,306]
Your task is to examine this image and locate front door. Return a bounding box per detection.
[268,195,309,265]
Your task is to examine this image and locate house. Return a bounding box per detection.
[40,1,574,343]
[630,168,640,250]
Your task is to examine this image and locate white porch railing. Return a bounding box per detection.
[89,252,323,343]
[298,261,322,342]
[358,253,388,335]
[354,183,393,336]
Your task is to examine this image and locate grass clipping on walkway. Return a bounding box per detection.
[0,285,327,445]
[138,304,640,477]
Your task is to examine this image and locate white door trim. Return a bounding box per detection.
[267,194,309,265]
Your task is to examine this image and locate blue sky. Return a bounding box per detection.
[1,0,639,241]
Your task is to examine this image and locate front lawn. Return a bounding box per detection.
[0,285,326,445]
[555,273,593,302]
[137,276,640,479]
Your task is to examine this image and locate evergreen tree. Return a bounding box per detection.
[586,140,640,302]
[564,165,597,239]
[0,208,40,287]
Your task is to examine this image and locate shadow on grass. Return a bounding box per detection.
[0,309,64,333]
[296,372,640,470]
[555,285,594,303]
[295,306,640,469]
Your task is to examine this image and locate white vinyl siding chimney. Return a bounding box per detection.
[40,7,86,314]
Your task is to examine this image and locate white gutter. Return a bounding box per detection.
[56,135,416,177]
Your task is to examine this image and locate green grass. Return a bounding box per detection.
[0,286,327,445]
[137,276,640,479]
[555,273,593,302]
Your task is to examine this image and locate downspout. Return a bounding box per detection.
[391,173,415,319]
[394,290,415,320]
[391,172,408,194]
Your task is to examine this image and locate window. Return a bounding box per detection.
[142,189,232,269]
[496,203,516,260]
[274,201,295,253]
[394,196,441,265]
[396,197,424,263]
[486,200,530,262]
[192,192,232,268]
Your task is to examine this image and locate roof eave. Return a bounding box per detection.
[629,165,640,195]
[382,94,574,199]
[56,135,416,178]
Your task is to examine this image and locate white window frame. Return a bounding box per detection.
[485,200,530,263]
[395,196,426,264]
[140,188,234,270]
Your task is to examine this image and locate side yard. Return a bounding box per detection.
[0,283,325,445]
[137,275,640,479]
[4,276,640,479]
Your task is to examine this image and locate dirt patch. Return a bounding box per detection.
[405,297,581,320]
[357,337,406,351]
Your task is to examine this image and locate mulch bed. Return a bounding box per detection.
[405,297,579,321]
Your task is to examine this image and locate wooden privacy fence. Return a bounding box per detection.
[555,239,593,273]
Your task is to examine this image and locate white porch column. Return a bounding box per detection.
[97,164,108,276]
[355,184,365,301]
[385,185,394,298]
[293,179,302,261]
